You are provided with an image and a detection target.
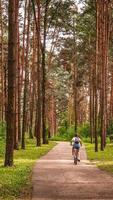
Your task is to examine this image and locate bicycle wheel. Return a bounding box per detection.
[74,156,77,165]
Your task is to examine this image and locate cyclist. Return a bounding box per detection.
[71,134,82,161]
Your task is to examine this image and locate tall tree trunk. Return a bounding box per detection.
[18,24,21,142]
[36,0,41,146]
[94,0,99,152]
[4,0,17,166]
[21,0,30,149]
[42,0,51,144]
[14,0,19,150]
[73,21,78,133]
[110,68,113,119]
[31,0,42,146]
[0,0,4,123]
[29,23,36,139]
[89,63,94,144]
[96,0,109,151]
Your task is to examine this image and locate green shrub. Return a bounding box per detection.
[51,125,75,141]
[0,122,6,139]
[50,135,68,141]
[82,137,91,143]
[58,126,67,135]
[107,119,113,136]
[66,126,75,140]
[52,122,90,141]
[77,122,90,138]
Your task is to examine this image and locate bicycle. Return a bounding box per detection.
[73,148,79,165]
[74,155,78,165]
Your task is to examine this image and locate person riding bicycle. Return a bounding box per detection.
[71,134,82,161]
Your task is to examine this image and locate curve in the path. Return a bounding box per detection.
[32,142,113,200]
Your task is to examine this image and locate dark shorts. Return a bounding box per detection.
[73,143,80,150]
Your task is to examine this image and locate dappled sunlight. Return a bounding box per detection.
[98,161,113,174]
[98,161,113,166]
[85,142,113,161]
[15,159,34,164]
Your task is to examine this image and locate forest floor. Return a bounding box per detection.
[0,138,56,200]
[32,142,113,200]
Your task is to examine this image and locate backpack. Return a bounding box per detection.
[74,137,80,144]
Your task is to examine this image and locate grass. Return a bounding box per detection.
[85,142,113,174]
[50,135,69,141]
[0,138,56,200]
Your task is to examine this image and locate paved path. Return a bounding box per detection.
[32,142,113,200]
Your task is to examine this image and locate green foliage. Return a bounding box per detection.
[58,112,69,129]
[82,137,91,143]
[51,135,68,141]
[51,125,75,141]
[58,126,67,135]
[52,122,90,141]
[52,112,72,141]
[66,126,75,140]
[47,66,71,128]
[0,122,6,158]
[77,122,90,138]
[107,119,113,136]
[85,142,113,174]
[0,122,6,139]
[0,139,56,200]
[0,139,5,158]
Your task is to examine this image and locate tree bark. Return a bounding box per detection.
[14,0,19,150]
[4,0,17,166]
[42,0,51,144]
[21,0,30,149]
